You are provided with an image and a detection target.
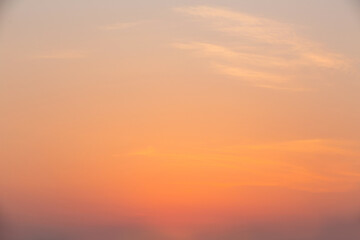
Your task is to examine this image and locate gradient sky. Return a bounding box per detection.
[1,0,360,239]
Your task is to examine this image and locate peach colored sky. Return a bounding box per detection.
[1,1,360,239]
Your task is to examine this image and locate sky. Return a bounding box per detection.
[1,0,360,239]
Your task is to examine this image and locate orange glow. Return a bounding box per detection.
[1,1,360,239]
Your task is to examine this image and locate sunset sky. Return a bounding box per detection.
[1,0,360,239]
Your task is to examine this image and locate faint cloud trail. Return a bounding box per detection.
[173,5,351,90]
[131,139,360,193]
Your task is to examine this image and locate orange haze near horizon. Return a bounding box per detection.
[1,1,360,239]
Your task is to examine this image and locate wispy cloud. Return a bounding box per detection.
[175,6,300,45]
[173,6,351,90]
[214,64,288,84]
[252,84,311,92]
[131,139,360,192]
[172,42,238,58]
[224,139,360,156]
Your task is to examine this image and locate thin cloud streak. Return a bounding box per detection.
[172,42,238,58]
[253,84,311,92]
[214,64,288,84]
[173,6,351,90]
[131,139,360,193]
